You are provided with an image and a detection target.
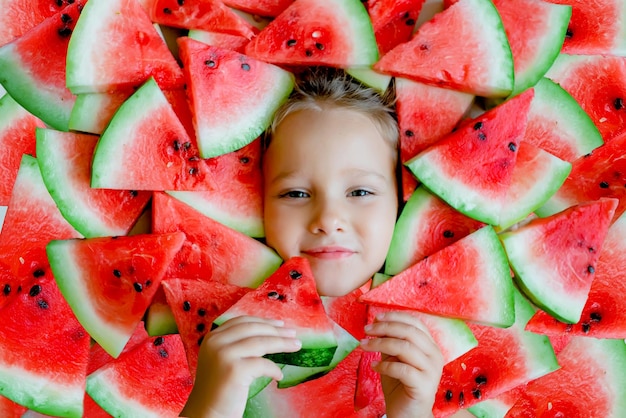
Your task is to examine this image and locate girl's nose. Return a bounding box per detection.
[308,200,346,234]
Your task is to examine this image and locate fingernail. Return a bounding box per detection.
[292,339,302,348]
[370,361,380,368]
[271,319,285,326]
[375,312,386,320]
[360,338,370,346]
[364,324,373,332]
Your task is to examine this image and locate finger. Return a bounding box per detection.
[361,335,443,373]
[208,320,297,347]
[364,319,441,361]
[211,315,286,333]
[212,334,302,363]
[240,357,286,383]
[371,311,434,341]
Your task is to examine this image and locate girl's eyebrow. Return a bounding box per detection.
[341,168,389,182]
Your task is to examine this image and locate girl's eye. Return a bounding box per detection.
[350,189,372,197]
[280,190,309,199]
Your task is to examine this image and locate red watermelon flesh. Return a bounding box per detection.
[546,53,626,143]
[536,131,626,223]
[546,0,626,56]
[0,396,27,418]
[401,165,419,202]
[86,334,193,418]
[151,0,257,38]
[162,278,250,376]
[46,232,185,358]
[374,0,514,98]
[505,337,626,418]
[395,77,474,162]
[36,128,152,238]
[0,273,90,418]
[321,282,369,341]
[0,1,82,131]
[365,0,426,54]
[501,198,618,324]
[221,0,293,17]
[65,0,184,94]
[166,138,265,238]
[0,155,81,278]
[0,261,20,311]
[244,0,379,67]
[525,210,626,338]
[0,94,43,205]
[405,89,533,226]
[361,226,515,328]
[433,291,558,417]
[152,192,282,288]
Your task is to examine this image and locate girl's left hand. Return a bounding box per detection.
[360,311,445,418]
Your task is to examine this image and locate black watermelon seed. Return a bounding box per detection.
[158,348,168,358]
[478,132,486,141]
[508,142,517,152]
[38,299,49,309]
[173,140,181,151]
[61,13,72,23]
[443,230,454,238]
[3,284,10,295]
[403,12,410,19]
[475,375,487,385]
[582,322,591,333]
[590,312,602,322]
[145,280,152,287]
[315,42,324,50]
[197,308,206,316]
[188,156,199,162]
[599,181,610,188]
[614,98,624,110]
[133,282,143,292]
[205,60,216,68]
[153,336,164,346]
[58,27,72,37]
[68,0,75,3]
[183,301,191,311]
[177,0,184,4]
[189,167,198,175]
[55,0,64,6]
[405,130,414,137]
[240,156,250,164]
[197,335,204,346]
[130,190,138,197]
[473,121,483,130]
[305,49,313,57]
[289,270,302,279]
[286,39,297,47]
[406,18,416,26]
[196,323,206,332]
[444,390,453,402]
[241,63,251,71]
[163,7,172,14]
[268,291,280,300]
[33,269,45,278]
[29,285,42,297]
[565,28,573,38]
[458,391,465,407]
[113,269,122,278]
[587,265,595,274]
[588,246,595,253]
[17,285,21,293]
[472,388,481,399]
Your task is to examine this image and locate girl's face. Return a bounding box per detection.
[263,107,398,297]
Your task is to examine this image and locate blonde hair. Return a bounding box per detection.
[264,67,398,155]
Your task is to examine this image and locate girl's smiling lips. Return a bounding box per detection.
[302,246,356,259]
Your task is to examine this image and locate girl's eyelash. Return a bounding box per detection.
[349,189,374,197]
[278,190,309,198]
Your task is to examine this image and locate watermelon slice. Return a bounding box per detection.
[66,0,184,93]
[244,0,379,67]
[86,334,193,418]
[524,77,603,162]
[0,273,90,418]
[0,1,82,131]
[525,210,626,338]
[36,128,151,238]
[395,77,474,162]
[406,89,533,225]
[505,336,626,417]
[385,185,485,276]
[68,89,134,135]
[188,29,250,53]
[500,198,618,324]
[365,0,426,54]
[214,257,338,368]
[545,53,626,142]
[0,94,43,205]
[47,232,185,357]
[546,0,626,56]
[161,278,250,376]
[166,139,264,238]
[433,290,559,416]
[150,0,257,38]
[537,131,626,222]
[90,78,213,191]
[178,37,294,159]
[361,225,515,328]
[152,192,282,287]
[374,0,514,97]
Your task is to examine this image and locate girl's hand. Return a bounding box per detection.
[361,311,444,418]
[181,316,302,418]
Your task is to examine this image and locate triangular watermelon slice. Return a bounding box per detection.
[365,0,426,54]
[36,128,152,238]
[500,197,618,324]
[47,232,186,357]
[374,0,514,97]
[406,89,533,225]
[244,0,379,67]
[214,257,338,368]
[361,225,515,328]
[66,0,184,93]
[0,1,82,130]
[0,93,43,205]
[0,273,91,417]
[178,37,294,159]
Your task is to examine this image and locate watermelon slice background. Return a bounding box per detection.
[1,0,626,416]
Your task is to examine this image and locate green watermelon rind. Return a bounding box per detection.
[166,190,264,238]
[0,365,84,418]
[529,77,604,162]
[68,92,117,135]
[0,43,74,131]
[46,239,131,358]
[345,66,392,93]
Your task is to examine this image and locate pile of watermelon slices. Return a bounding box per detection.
[1,0,626,416]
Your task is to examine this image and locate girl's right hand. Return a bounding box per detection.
[181,316,302,418]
